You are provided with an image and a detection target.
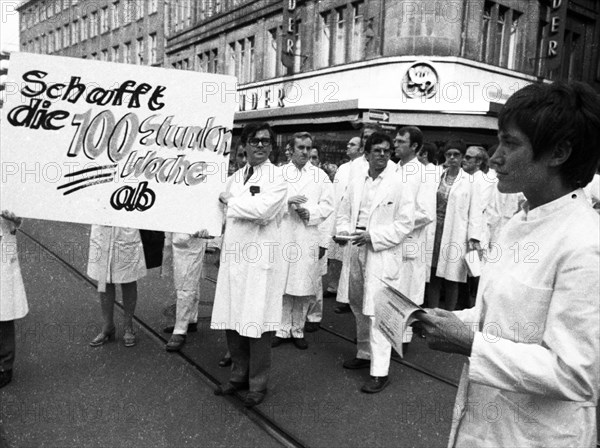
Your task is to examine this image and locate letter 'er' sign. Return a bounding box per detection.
[0,52,238,235]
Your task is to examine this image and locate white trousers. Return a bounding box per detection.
[277,294,311,338]
[306,279,323,323]
[173,289,199,335]
[369,317,393,377]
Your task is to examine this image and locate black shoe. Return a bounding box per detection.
[361,376,390,393]
[218,355,232,367]
[304,322,320,333]
[163,323,198,334]
[243,390,267,408]
[334,304,352,314]
[271,336,285,348]
[292,337,308,350]
[214,380,249,396]
[0,370,12,389]
[342,357,371,369]
[166,334,186,352]
[324,290,337,298]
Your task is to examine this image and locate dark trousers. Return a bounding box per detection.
[0,320,16,373]
[226,330,273,392]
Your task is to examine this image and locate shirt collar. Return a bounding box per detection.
[522,189,586,221]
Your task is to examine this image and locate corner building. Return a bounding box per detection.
[165,0,600,161]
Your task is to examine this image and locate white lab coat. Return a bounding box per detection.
[486,186,520,248]
[87,225,146,292]
[583,173,600,208]
[337,163,416,316]
[472,169,497,248]
[281,163,334,296]
[422,164,445,282]
[395,158,436,304]
[449,190,599,447]
[337,157,396,303]
[434,169,483,283]
[0,217,28,321]
[326,161,353,262]
[210,161,288,337]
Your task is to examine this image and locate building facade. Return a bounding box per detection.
[165,0,600,162]
[18,0,166,67]
[14,0,600,162]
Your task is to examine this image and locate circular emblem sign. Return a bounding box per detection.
[402,62,438,99]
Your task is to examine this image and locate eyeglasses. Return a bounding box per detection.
[464,155,479,161]
[248,138,272,147]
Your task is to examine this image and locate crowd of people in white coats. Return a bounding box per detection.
[2,81,599,447]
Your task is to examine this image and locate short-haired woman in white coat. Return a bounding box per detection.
[428,139,483,311]
[417,81,600,447]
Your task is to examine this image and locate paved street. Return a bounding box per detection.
[6,218,595,447]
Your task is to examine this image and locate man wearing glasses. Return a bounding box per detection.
[211,122,288,408]
[335,132,417,393]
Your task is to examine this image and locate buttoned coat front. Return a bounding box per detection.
[449,191,599,447]
[280,163,334,296]
[336,164,416,316]
[211,161,288,337]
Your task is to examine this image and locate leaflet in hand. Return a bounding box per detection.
[374,278,427,358]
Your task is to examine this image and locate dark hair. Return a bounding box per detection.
[364,132,393,154]
[498,81,600,189]
[420,142,437,164]
[474,146,490,173]
[443,138,467,155]
[240,122,276,147]
[397,126,424,151]
[360,123,383,141]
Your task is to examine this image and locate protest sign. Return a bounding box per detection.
[0,52,237,235]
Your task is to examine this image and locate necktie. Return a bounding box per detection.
[244,166,254,185]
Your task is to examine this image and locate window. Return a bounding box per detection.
[101,49,108,61]
[124,42,131,64]
[136,37,144,64]
[333,8,346,65]
[266,28,279,78]
[317,11,331,68]
[112,2,120,29]
[481,1,523,70]
[47,1,54,18]
[350,1,364,61]
[48,31,54,53]
[101,7,109,33]
[40,2,46,21]
[149,33,157,64]
[91,52,98,60]
[81,16,88,41]
[112,45,120,62]
[71,20,78,45]
[292,23,301,73]
[227,37,256,83]
[63,24,69,48]
[55,28,62,50]
[41,34,47,53]
[90,11,98,37]
[150,0,158,14]
[209,49,219,73]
